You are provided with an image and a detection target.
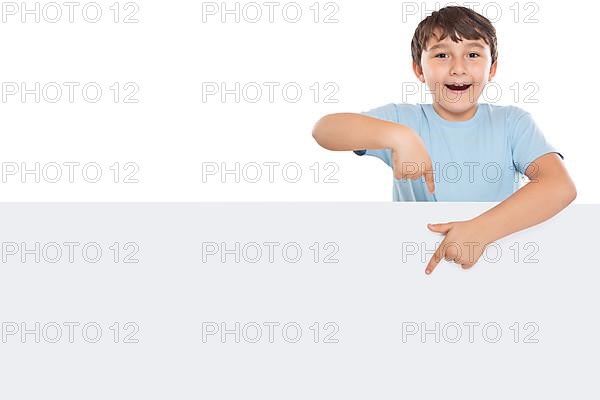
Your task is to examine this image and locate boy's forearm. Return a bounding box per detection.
[312,113,407,151]
[473,177,577,244]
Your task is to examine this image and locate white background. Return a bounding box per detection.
[0,0,597,202]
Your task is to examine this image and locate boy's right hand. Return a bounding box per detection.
[389,127,436,194]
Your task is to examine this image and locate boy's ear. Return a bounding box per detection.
[489,61,498,81]
[413,62,425,83]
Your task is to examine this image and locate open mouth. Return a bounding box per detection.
[445,83,472,92]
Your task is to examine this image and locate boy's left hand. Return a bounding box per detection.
[425,219,496,274]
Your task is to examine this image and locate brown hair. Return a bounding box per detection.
[411,6,497,68]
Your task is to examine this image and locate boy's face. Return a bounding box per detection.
[413,28,497,121]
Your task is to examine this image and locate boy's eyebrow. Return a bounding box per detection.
[428,42,487,51]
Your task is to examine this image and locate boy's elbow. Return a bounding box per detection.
[561,179,577,205]
[311,115,330,146]
[311,123,321,143]
[567,182,577,203]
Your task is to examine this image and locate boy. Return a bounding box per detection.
[312,6,576,274]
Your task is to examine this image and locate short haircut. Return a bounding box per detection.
[411,6,498,67]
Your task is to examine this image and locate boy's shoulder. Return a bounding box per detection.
[485,104,538,131]
[362,102,534,125]
[361,102,424,123]
[485,103,531,118]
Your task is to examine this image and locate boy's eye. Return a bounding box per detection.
[434,52,480,59]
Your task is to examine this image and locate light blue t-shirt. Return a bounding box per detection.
[354,103,563,202]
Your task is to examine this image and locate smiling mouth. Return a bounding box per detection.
[445,84,472,91]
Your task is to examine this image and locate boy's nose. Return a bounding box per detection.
[450,60,467,75]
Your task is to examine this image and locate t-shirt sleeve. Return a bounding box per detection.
[352,103,396,168]
[508,108,564,175]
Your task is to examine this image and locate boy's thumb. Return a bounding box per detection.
[427,223,452,233]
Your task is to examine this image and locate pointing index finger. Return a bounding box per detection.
[425,170,435,194]
[426,237,445,275]
[424,160,435,194]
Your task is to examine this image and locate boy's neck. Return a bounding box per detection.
[433,102,479,122]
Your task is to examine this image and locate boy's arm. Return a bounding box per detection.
[473,152,577,242]
[312,113,406,151]
[425,152,576,274]
[312,113,436,191]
